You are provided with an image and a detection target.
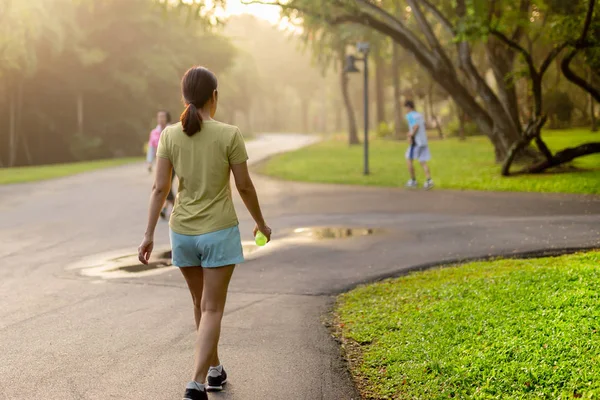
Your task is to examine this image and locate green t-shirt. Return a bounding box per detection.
[156,120,248,235]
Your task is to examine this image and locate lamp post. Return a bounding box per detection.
[344,42,370,175]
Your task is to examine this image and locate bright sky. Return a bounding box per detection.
[224,0,282,25]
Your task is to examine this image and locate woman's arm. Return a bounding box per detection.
[138,157,172,264]
[230,162,271,241]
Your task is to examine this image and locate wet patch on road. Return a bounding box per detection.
[68,249,175,279]
[68,243,262,280]
[293,227,382,240]
[67,229,379,280]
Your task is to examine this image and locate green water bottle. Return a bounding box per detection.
[255,231,268,246]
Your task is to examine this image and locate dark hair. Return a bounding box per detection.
[159,110,172,124]
[404,100,415,109]
[180,66,218,137]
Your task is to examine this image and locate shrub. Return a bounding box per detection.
[446,119,481,137]
[376,121,394,138]
[69,133,105,161]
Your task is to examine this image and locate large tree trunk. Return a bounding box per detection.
[487,37,522,131]
[428,82,443,139]
[391,0,403,139]
[456,41,524,161]
[301,99,309,133]
[17,80,32,165]
[459,108,466,141]
[77,92,84,135]
[339,44,359,145]
[335,102,342,133]
[422,95,429,123]
[592,97,597,132]
[8,90,18,167]
[392,41,403,139]
[591,67,597,132]
[374,49,386,126]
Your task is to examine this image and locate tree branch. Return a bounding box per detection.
[490,28,535,76]
[419,0,454,34]
[562,49,600,103]
[539,42,569,76]
[501,116,547,176]
[241,0,314,16]
[578,0,596,45]
[406,0,437,50]
[455,0,519,139]
[406,0,455,70]
[328,11,438,69]
[521,142,600,174]
[560,0,600,102]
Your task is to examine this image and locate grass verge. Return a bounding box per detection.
[0,157,142,185]
[335,251,600,399]
[261,129,600,194]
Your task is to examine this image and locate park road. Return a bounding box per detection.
[1,133,599,399]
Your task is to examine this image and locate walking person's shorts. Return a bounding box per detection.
[146,145,157,163]
[405,145,431,162]
[170,225,245,268]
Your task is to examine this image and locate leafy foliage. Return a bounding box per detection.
[0,0,236,166]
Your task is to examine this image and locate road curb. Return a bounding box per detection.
[335,246,600,295]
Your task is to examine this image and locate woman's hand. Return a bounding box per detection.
[254,224,272,243]
[138,236,154,265]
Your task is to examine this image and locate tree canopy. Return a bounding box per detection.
[253,0,599,172]
[0,0,326,167]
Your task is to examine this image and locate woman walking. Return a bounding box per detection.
[138,66,271,400]
[146,110,171,172]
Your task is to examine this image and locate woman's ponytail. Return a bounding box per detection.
[181,102,202,137]
[180,66,218,137]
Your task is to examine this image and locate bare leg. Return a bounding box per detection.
[181,265,235,383]
[407,159,416,180]
[420,161,432,180]
[180,268,203,329]
[181,267,224,371]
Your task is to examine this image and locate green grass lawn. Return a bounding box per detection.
[262,129,600,194]
[335,251,600,399]
[0,157,142,185]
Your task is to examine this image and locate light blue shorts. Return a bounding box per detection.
[405,145,431,162]
[170,225,245,268]
[146,145,156,163]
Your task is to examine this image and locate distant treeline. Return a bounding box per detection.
[0,1,327,167]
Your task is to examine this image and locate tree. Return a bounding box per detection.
[488,0,600,174]
[0,0,70,166]
[251,0,525,160]
[246,0,600,172]
[0,0,236,166]
[339,40,360,144]
[391,0,404,139]
[297,16,362,144]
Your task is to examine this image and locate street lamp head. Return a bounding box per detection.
[344,54,360,73]
[357,42,370,54]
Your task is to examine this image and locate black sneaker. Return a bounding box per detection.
[183,388,207,400]
[206,366,227,391]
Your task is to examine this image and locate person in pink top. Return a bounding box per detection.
[146,111,171,172]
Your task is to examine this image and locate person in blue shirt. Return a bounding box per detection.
[404,100,434,189]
